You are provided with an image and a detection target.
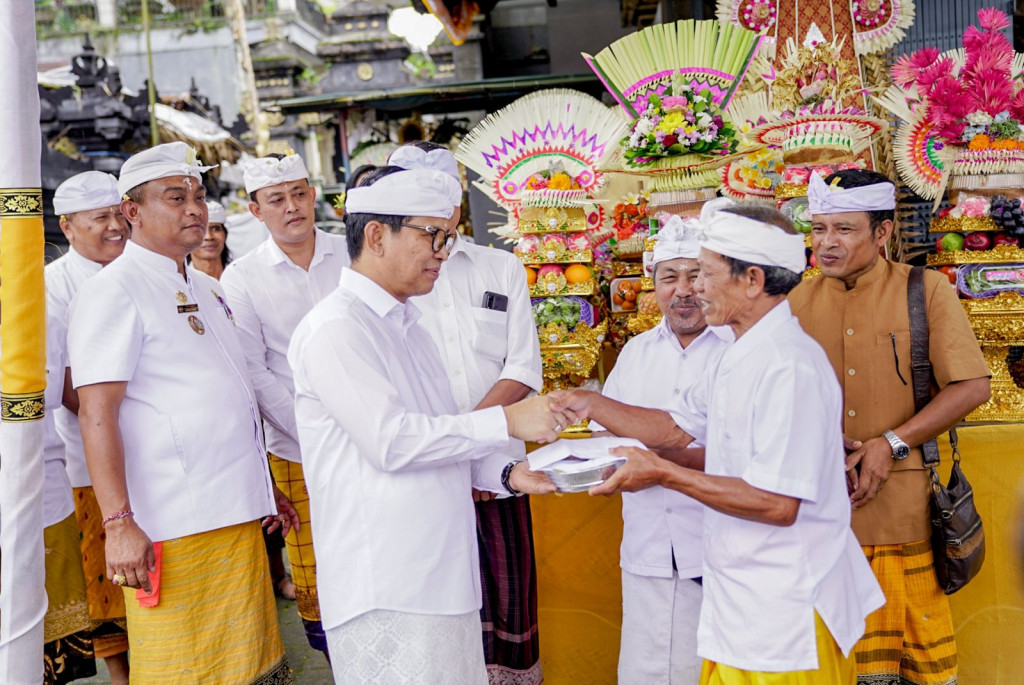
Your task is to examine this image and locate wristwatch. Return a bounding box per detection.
[882,430,910,460]
[501,461,523,496]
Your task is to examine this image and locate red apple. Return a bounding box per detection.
[963,231,991,251]
[993,232,1020,247]
[938,207,953,219]
[808,252,818,268]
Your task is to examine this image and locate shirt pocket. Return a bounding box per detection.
[471,306,508,364]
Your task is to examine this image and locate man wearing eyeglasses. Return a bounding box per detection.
[288,165,563,685]
[220,152,350,658]
[391,142,546,685]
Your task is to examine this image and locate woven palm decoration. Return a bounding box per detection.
[455,89,629,209]
[582,20,762,184]
[876,9,1024,202]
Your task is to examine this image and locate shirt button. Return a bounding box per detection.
[448,336,455,342]
[846,328,854,335]
[665,507,672,514]
[444,303,452,309]
[848,368,856,376]
[673,389,680,395]
[848,410,856,417]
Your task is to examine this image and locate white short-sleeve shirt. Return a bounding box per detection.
[413,240,542,489]
[600,321,730,579]
[288,268,513,630]
[220,229,349,463]
[67,240,276,543]
[40,309,75,527]
[674,301,885,672]
[45,246,103,488]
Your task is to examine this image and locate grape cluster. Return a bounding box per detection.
[990,195,1024,236]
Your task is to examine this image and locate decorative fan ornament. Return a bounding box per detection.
[581,19,764,189]
[716,0,914,59]
[876,8,1024,201]
[455,89,629,209]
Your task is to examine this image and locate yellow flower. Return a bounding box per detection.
[548,173,572,190]
[657,112,686,134]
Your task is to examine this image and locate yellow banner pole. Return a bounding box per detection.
[0,2,48,678]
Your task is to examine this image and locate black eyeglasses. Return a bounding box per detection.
[402,222,457,253]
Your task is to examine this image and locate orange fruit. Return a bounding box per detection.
[613,292,624,305]
[624,289,637,302]
[564,264,592,284]
[525,266,537,285]
[620,300,636,311]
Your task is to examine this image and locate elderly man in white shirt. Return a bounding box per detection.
[44,170,132,682]
[67,142,296,685]
[391,141,546,684]
[551,200,884,684]
[596,216,730,684]
[288,165,563,685]
[221,153,349,656]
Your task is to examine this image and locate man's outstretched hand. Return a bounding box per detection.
[589,446,668,497]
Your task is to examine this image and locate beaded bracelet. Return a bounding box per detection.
[101,510,134,527]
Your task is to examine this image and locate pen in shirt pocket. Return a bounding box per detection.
[889,333,908,386]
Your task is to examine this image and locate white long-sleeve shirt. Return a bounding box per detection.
[45,246,102,488]
[288,268,513,631]
[220,228,349,462]
[599,321,730,579]
[673,301,884,672]
[414,240,542,476]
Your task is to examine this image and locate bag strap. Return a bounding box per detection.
[907,266,941,468]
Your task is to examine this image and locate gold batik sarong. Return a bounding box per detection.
[269,454,320,621]
[73,486,129,657]
[700,612,856,685]
[44,513,92,643]
[44,513,97,684]
[122,520,291,684]
[855,539,957,685]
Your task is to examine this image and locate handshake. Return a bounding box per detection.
[502,390,594,444]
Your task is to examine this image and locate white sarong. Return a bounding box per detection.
[619,569,703,684]
[327,609,487,684]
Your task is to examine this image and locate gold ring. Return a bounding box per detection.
[111,574,127,586]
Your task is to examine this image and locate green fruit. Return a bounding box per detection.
[940,233,965,252]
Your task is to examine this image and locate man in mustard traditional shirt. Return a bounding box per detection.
[788,169,991,685]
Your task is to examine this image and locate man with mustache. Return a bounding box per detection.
[45,170,131,683]
[595,215,731,684]
[789,170,991,685]
[67,142,295,684]
[221,153,350,658]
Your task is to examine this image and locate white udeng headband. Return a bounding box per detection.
[388,146,460,180]
[698,198,806,274]
[241,154,309,194]
[806,172,896,214]
[652,214,701,265]
[345,168,461,219]
[117,142,214,197]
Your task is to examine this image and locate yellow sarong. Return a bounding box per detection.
[43,513,91,643]
[855,540,957,685]
[122,520,290,684]
[700,612,856,685]
[73,485,129,658]
[269,454,320,621]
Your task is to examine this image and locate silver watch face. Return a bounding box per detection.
[892,443,910,460]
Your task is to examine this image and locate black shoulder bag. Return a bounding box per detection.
[908,266,985,594]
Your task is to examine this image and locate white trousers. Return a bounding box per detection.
[327,609,487,685]
[618,570,703,685]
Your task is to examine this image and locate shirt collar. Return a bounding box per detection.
[654,318,732,351]
[728,299,793,356]
[265,226,332,267]
[66,245,103,275]
[339,267,419,327]
[123,239,181,273]
[823,255,887,291]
